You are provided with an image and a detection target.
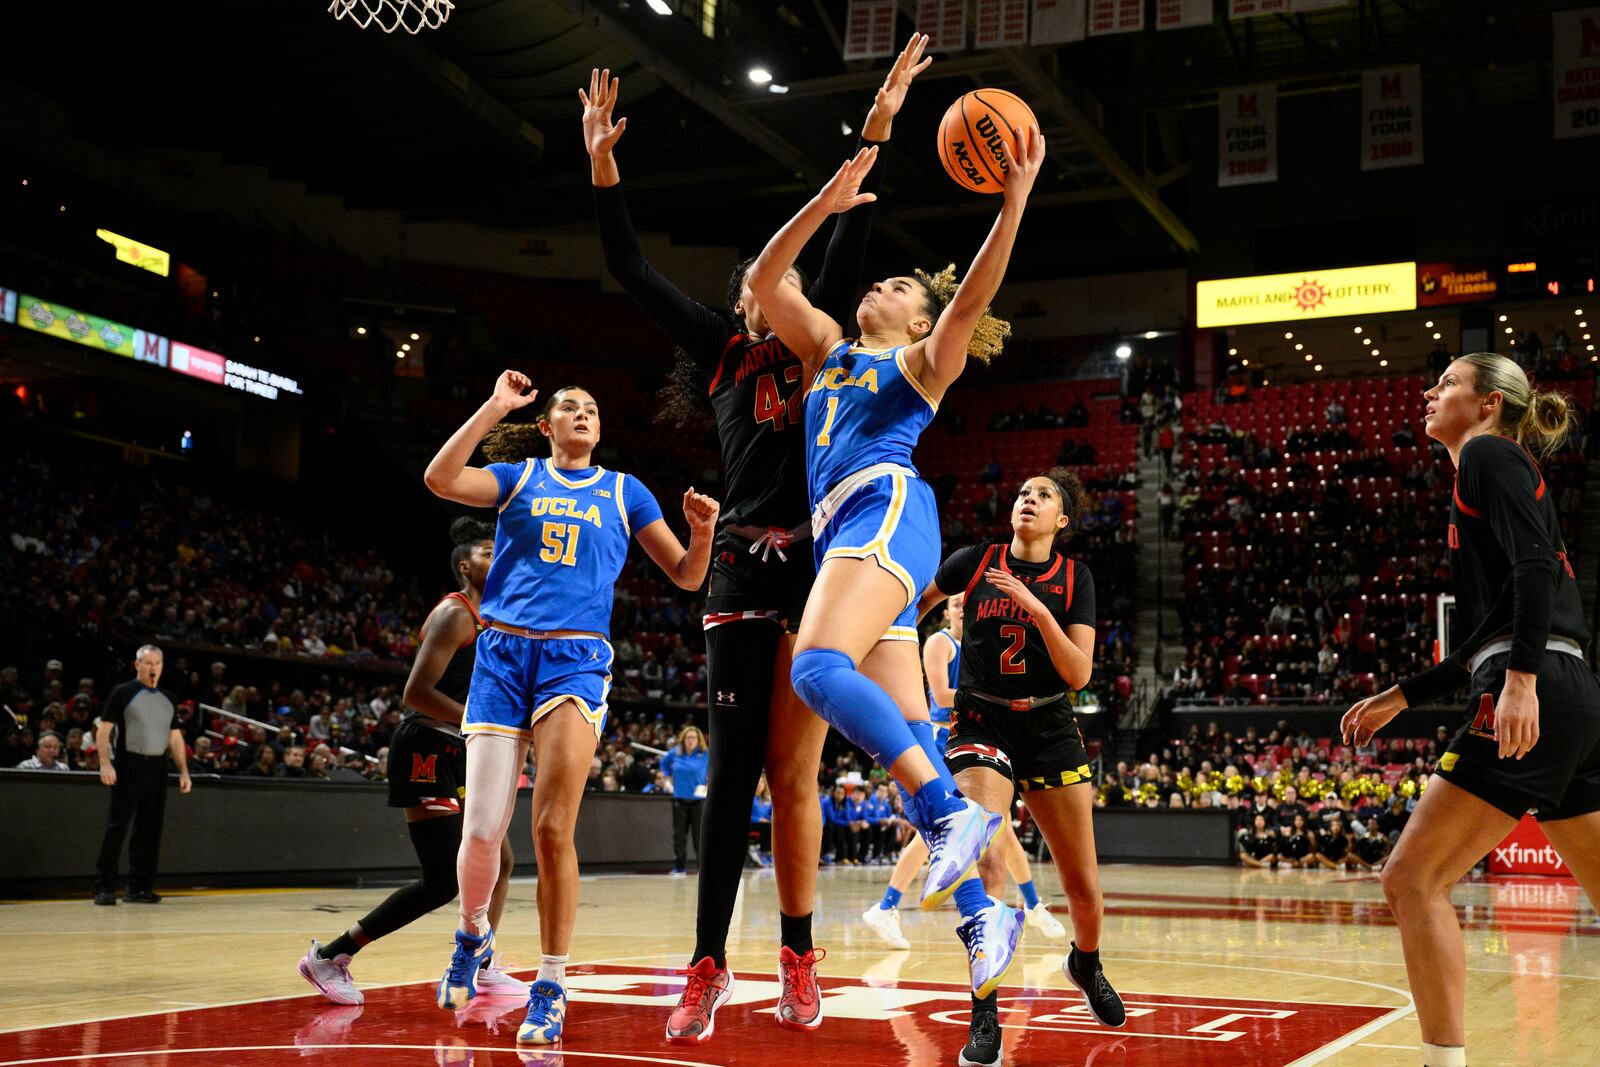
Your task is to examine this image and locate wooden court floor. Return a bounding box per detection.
[2,863,1598,1065]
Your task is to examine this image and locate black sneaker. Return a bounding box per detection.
[124,889,163,904]
[958,1004,1001,1066]
[1065,944,1126,1028]
[93,891,117,906]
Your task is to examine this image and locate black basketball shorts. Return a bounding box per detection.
[387,719,467,812]
[704,526,814,635]
[1434,648,1600,821]
[944,690,1093,792]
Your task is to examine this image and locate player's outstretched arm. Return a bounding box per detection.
[915,124,1045,393]
[402,600,477,725]
[424,371,537,507]
[636,489,720,591]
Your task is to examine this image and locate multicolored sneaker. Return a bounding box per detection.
[917,796,1004,910]
[1025,901,1068,940]
[1064,944,1126,1028]
[776,945,826,1031]
[665,957,735,1043]
[436,928,495,1011]
[517,980,568,1045]
[298,939,363,1005]
[861,904,911,950]
[478,952,531,998]
[956,897,1024,999]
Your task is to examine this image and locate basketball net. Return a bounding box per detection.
[328,0,452,34]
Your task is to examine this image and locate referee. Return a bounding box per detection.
[94,644,191,905]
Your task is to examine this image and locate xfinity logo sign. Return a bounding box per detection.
[1492,842,1566,871]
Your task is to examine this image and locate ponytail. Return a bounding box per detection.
[1515,389,1577,460]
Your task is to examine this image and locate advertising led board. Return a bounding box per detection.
[1196,262,1417,327]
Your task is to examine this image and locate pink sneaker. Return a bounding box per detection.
[298,939,363,1005]
[665,957,735,1043]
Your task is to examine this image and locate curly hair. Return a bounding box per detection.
[480,386,590,461]
[1038,466,1087,541]
[913,263,1012,365]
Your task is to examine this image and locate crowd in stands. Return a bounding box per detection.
[1098,719,1438,866]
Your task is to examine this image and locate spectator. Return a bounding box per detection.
[1157,423,1175,475]
[1325,396,1347,426]
[245,745,278,777]
[277,744,309,778]
[16,731,69,771]
[661,726,708,876]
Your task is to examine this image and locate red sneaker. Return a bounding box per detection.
[775,946,827,1031]
[664,957,734,1043]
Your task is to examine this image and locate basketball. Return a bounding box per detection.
[937,88,1038,194]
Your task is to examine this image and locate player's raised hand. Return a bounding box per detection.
[999,123,1046,205]
[580,67,627,158]
[815,145,879,215]
[490,370,539,413]
[875,34,933,118]
[984,567,1045,622]
[682,488,721,538]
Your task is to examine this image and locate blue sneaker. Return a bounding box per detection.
[517,979,568,1045]
[957,897,1025,999]
[916,796,1003,910]
[436,927,495,1010]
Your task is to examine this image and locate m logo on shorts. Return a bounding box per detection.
[1467,693,1497,739]
[411,753,438,783]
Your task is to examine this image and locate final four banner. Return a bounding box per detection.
[842,0,897,60]
[1088,0,1143,35]
[1156,0,1211,30]
[1218,84,1277,187]
[1553,6,1600,140]
[975,0,1029,47]
[1360,65,1424,171]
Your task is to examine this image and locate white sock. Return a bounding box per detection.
[1422,1042,1466,1067]
[538,953,569,987]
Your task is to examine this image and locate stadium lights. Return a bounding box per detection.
[409,332,419,340]
[395,351,405,359]
[1577,309,1585,315]
[1241,359,1249,366]
[253,335,260,343]
[768,83,789,94]
[646,0,671,13]
[1144,330,1159,339]
[1363,337,1372,345]
[841,121,853,136]
[1284,331,1294,339]
[19,178,26,186]
[1115,344,1132,359]
[1498,314,1508,322]
[1432,332,1441,340]
[1314,363,1324,372]
[401,343,411,351]
[747,67,773,84]
[1353,326,1362,334]
[1304,354,1313,361]
[1228,347,1238,355]
[1294,343,1303,351]
[1372,349,1381,356]
[1581,321,1589,328]
[356,327,367,335]
[1379,359,1389,367]
[1504,326,1513,334]
[1423,321,1433,329]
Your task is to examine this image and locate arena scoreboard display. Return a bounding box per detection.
[1501,250,1599,299]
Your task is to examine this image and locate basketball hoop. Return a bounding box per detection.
[328,0,452,34]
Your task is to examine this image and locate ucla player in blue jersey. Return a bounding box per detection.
[748,123,1047,999]
[423,370,719,1045]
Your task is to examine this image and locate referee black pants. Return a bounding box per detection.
[96,754,169,893]
[672,798,703,870]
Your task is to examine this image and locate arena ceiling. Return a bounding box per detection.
[5,0,1571,278]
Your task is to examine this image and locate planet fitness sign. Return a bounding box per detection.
[1196,261,1417,327]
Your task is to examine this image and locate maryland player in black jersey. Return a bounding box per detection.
[298,518,524,1005]
[581,40,932,1042]
[917,470,1127,1065]
[1342,353,1600,1067]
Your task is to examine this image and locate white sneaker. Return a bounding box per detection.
[1026,902,1068,940]
[477,952,531,998]
[861,904,911,950]
[298,939,363,1005]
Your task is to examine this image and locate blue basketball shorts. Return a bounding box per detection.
[814,471,940,642]
[463,629,614,741]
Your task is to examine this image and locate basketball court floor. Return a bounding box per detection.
[3,863,1596,1066]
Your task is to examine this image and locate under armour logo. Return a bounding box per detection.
[717,691,737,703]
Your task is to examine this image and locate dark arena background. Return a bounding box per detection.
[2,1,1598,1065]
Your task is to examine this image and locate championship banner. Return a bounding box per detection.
[1217,84,1277,187]
[17,294,140,357]
[1417,262,1499,307]
[1195,261,1417,327]
[1157,0,1211,30]
[1031,0,1085,43]
[1360,65,1423,171]
[1488,815,1571,877]
[842,0,897,60]
[1088,0,1143,35]
[1228,0,1288,18]
[1553,6,1600,140]
[916,0,967,53]
[975,0,1028,47]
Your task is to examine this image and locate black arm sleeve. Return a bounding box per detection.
[1397,656,1472,707]
[807,135,886,328]
[100,682,134,727]
[593,182,735,372]
[1466,438,1561,674]
[933,545,989,598]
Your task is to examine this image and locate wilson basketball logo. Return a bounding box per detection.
[411,753,438,783]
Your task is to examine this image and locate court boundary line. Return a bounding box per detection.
[0,1045,721,1067]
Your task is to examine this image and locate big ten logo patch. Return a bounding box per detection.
[1467,693,1497,739]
